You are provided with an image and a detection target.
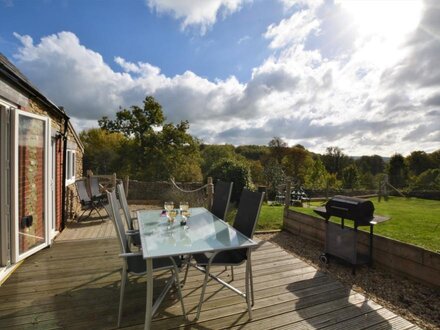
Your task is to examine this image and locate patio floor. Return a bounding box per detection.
[0,234,420,330]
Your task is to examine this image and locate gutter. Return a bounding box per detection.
[60,115,69,230]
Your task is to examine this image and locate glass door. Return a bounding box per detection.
[12,110,50,262]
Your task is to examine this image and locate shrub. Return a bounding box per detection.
[208,159,253,202]
[410,168,440,190]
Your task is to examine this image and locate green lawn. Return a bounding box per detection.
[291,197,440,252]
[226,196,440,252]
[226,203,284,231]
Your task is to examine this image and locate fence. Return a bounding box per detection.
[124,177,213,208]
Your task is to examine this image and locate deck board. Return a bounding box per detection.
[0,237,419,329]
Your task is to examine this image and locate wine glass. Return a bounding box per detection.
[181,202,190,221]
[180,201,189,213]
[164,201,174,212]
[168,209,177,223]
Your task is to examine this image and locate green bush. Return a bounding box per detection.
[410,168,440,190]
[208,159,253,202]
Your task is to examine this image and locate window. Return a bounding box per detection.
[65,149,76,186]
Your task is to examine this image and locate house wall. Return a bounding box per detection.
[66,130,84,221]
[1,87,83,232]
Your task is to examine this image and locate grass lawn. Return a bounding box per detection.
[226,203,285,231]
[291,197,440,252]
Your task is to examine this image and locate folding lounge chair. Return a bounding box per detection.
[75,178,103,221]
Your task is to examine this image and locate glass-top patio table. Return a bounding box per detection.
[137,207,257,330]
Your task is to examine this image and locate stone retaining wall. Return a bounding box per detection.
[283,209,440,288]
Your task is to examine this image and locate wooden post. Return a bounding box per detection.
[284,179,291,212]
[112,173,117,189]
[378,179,382,202]
[207,177,214,210]
[325,180,329,201]
[123,175,129,198]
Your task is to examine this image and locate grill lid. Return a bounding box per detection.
[325,195,374,224]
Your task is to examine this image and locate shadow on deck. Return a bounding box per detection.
[0,234,419,330]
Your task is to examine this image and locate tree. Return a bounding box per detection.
[200,144,237,175]
[80,128,128,175]
[342,164,360,190]
[321,146,351,179]
[359,172,377,189]
[263,159,286,200]
[410,169,440,190]
[388,154,408,188]
[268,137,289,164]
[248,160,265,185]
[207,159,253,202]
[305,157,329,189]
[282,146,313,186]
[99,96,201,181]
[429,149,440,169]
[356,155,385,175]
[406,151,433,177]
[235,145,269,161]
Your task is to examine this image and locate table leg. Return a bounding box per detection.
[145,258,153,330]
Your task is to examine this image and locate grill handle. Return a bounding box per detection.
[329,206,349,212]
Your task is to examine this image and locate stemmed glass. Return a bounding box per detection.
[180,202,190,225]
[164,201,174,212]
[180,202,190,216]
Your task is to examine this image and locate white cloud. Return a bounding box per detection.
[11,0,439,156]
[279,0,323,11]
[264,9,320,48]
[146,0,249,34]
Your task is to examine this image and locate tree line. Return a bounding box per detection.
[80,96,440,199]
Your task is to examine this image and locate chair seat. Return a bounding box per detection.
[193,249,247,266]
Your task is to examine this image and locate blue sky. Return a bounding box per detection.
[1,0,439,156]
[1,0,281,81]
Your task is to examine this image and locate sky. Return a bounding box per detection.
[0,0,439,156]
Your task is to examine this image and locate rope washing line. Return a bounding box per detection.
[169,177,210,193]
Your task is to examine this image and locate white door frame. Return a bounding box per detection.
[0,105,11,267]
[50,137,58,240]
[11,109,51,263]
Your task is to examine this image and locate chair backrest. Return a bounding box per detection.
[107,190,130,254]
[233,189,265,239]
[89,176,101,197]
[75,179,91,203]
[116,182,133,230]
[211,181,233,220]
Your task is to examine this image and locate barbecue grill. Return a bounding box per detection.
[314,195,389,273]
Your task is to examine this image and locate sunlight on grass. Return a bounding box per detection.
[291,197,440,252]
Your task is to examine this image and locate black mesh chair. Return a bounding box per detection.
[193,189,265,320]
[211,181,233,220]
[106,190,186,327]
[75,178,103,221]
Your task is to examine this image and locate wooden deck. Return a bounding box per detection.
[0,236,419,329]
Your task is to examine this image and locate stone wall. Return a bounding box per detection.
[283,209,440,288]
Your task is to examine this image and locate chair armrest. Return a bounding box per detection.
[119,252,142,258]
[126,230,139,236]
